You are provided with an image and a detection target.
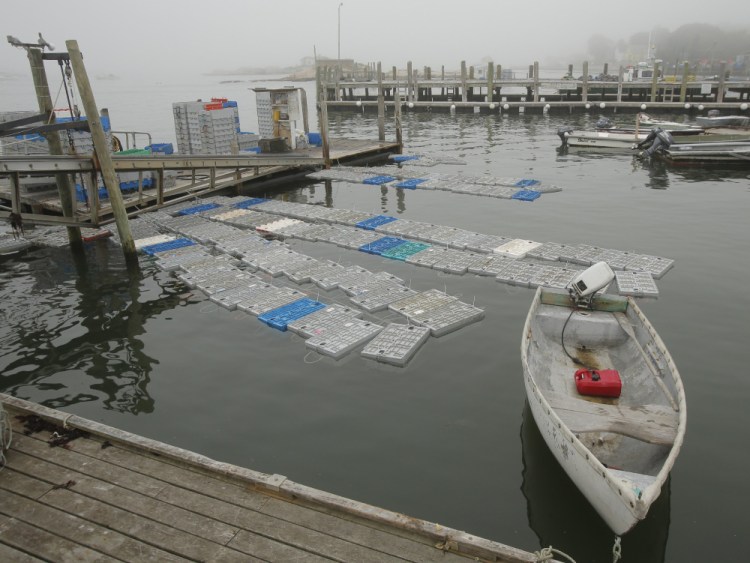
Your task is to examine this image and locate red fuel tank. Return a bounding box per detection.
[574,369,622,398]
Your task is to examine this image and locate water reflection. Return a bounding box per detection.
[520,402,670,563]
[0,242,189,415]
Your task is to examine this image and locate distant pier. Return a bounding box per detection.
[318,60,750,114]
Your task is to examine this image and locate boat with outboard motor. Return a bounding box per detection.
[557,115,704,150]
[520,262,686,535]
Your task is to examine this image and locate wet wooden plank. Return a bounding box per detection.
[0,489,184,562]
[7,433,346,561]
[0,540,45,562]
[0,513,118,563]
[6,439,239,546]
[260,497,470,563]
[1,395,540,563]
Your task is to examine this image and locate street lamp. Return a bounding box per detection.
[337,2,343,62]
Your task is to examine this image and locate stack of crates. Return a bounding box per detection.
[1,111,114,196]
[0,112,112,157]
[172,99,241,155]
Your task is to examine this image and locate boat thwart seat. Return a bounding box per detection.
[544,390,679,446]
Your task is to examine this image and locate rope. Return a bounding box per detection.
[612,536,622,563]
[535,546,577,563]
[0,403,13,472]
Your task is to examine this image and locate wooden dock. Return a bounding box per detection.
[319,59,750,114]
[0,138,400,227]
[0,394,540,562]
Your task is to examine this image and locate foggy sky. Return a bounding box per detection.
[2,0,745,78]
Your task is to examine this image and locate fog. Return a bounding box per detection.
[1,0,745,79]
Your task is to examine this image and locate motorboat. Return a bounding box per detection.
[520,263,686,535]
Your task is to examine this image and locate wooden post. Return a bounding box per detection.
[568,64,573,79]
[717,62,727,103]
[27,48,82,246]
[533,61,540,102]
[392,66,397,81]
[10,173,21,215]
[377,62,385,141]
[89,171,98,224]
[317,66,332,168]
[680,62,689,103]
[66,40,135,258]
[441,65,445,97]
[617,65,624,103]
[394,83,403,153]
[461,61,467,102]
[650,61,660,103]
[603,63,609,76]
[407,61,413,103]
[156,169,164,206]
[582,61,589,103]
[487,62,494,104]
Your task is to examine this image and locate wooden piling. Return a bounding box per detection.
[461,61,468,102]
[487,62,494,105]
[316,66,331,168]
[582,61,589,103]
[617,66,624,103]
[533,61,540,102]
[67,41,138,258]
[717,62,727,103]
[650,61,660,103]
[394,83,403,152]
[27,48,82,247]
[679,62,689,103]
[407,61,413,103]
[377,62,385,141]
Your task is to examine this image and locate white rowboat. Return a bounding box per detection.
[520,286,686,535]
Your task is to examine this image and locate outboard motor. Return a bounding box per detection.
[557,125,575,147]
[595,117,614,129]
[637,127,674,157]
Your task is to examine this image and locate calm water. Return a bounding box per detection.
[2,75,750,562]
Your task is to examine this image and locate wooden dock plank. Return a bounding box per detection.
[0,539,45,562]
[4,436,332,561]
[57,430,465,562]
[0,488,184,562]
[10,423,463,562]
[6,439,240,546]
[1,395,540,562]
[260,497,471,563]
[7,430,399,562]
[0,513,118,563]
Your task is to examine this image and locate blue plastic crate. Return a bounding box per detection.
[307,132,322,146]
[394,178,427,189]
[232,197,267,209]
[222,101,238,108]
[242,147,261,153]
[355,215,398,231]
[258,298,327,331]
[511,189,542,202]
[380,241,431,261]
[359,236,408,255]
[391,155,420,163]
[146,143,174,155]
[363,175,396,185]
[141,238,195,255]
[514,178,540,188]
[176,203,222,216]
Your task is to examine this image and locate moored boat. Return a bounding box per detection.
[520,263,686,535]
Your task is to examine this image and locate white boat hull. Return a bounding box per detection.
[524,374,642,534]
[521,287,686,535]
